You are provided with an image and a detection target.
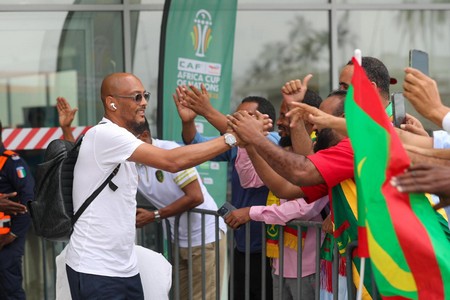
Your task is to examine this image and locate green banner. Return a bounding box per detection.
[158,0,237,204]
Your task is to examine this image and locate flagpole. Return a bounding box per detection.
[356,258,365,300]
[354,48,365,300]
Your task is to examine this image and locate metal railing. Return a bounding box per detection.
[22,206,381,300]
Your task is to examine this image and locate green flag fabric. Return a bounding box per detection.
[345,57,450,299]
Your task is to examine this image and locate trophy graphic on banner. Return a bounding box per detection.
[193,9,212,57]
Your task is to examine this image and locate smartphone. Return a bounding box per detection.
[392,92,406,128]
[409,49,429,75]
[217,202,236,218]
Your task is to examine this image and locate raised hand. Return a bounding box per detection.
[56,97,78,128]
[179,84,214,117]
[403,67,450,127]
[281,74,313,104]
[173,86,197,123]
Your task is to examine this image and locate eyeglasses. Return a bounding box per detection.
[112,91,151,103]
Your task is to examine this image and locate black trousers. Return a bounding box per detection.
[231,248,273,300]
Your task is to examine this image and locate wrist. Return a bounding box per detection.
[153,210,161,223]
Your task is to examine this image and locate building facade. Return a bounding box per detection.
[1,0,450,298]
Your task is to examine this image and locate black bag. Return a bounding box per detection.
[29,137,120,242]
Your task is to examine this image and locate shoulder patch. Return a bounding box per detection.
[16,166,27,178]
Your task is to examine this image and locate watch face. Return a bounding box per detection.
[225,134,236,145]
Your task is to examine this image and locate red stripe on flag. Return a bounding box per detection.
[16,128,40,150]
[35,127,59,149]
[356,226,368,258]
[382,296,411,300]
[284,226,304,237]
[266,239,278,245]
[334,220,350,237]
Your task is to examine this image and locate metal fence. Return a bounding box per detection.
[23,206,378,300]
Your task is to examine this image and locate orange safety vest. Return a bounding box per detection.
[0,150,16,235]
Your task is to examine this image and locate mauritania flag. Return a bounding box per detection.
[345,57,450,299]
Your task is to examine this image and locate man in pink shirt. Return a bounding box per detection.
[225,83,328,299]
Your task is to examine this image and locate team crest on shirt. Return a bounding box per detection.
[16,166,26,178]
[155,170,164,183]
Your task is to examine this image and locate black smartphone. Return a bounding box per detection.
[217,202,236,218]
[392,92,406,128]
[409,49,429,75]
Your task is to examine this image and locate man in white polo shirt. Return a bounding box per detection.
[135,118,226,300]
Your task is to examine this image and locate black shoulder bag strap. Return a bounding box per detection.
[71,164,121,225]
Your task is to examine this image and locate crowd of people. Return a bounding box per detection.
[1,54,450,300]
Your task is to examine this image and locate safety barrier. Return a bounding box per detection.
[23,205,374,300]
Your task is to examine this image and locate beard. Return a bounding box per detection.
[278,136,292,148]
[128,118,146,136]
[313,128,339,152]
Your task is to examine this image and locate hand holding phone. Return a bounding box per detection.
[392,92,406,128]
[409,49,429,75]
[217,202,236,218]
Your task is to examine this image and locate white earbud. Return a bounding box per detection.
[110,103,117,110]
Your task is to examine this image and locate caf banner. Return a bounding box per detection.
[158,0,238,204]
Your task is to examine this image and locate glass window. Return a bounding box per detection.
[337,10,450,130]
[336,0,450,3]
[0,11,124,128]
[0,0,121,4]
[131,11,162,136]
[233,11,330,116]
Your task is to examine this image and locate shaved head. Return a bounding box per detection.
[101,73,142,102]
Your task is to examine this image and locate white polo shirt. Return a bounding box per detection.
[137,139,226,248]
[66,118,144,277]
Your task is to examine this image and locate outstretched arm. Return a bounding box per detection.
[391,163,450,210]
[228,111,323,187]
[287,102,348,137]
[56,97,78,142]
[395,127,433,149]
[129,133,237,173]
[242,145,305,199]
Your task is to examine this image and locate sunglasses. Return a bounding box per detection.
[112,91,151,103]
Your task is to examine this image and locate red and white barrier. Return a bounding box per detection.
[3,127,90,150]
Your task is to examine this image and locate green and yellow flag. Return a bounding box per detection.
[345,57,450,299]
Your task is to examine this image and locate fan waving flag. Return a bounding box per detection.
[345,56,450,299]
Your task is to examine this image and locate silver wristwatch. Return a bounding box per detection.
[153,210,161,223]
[224,133,237,147]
